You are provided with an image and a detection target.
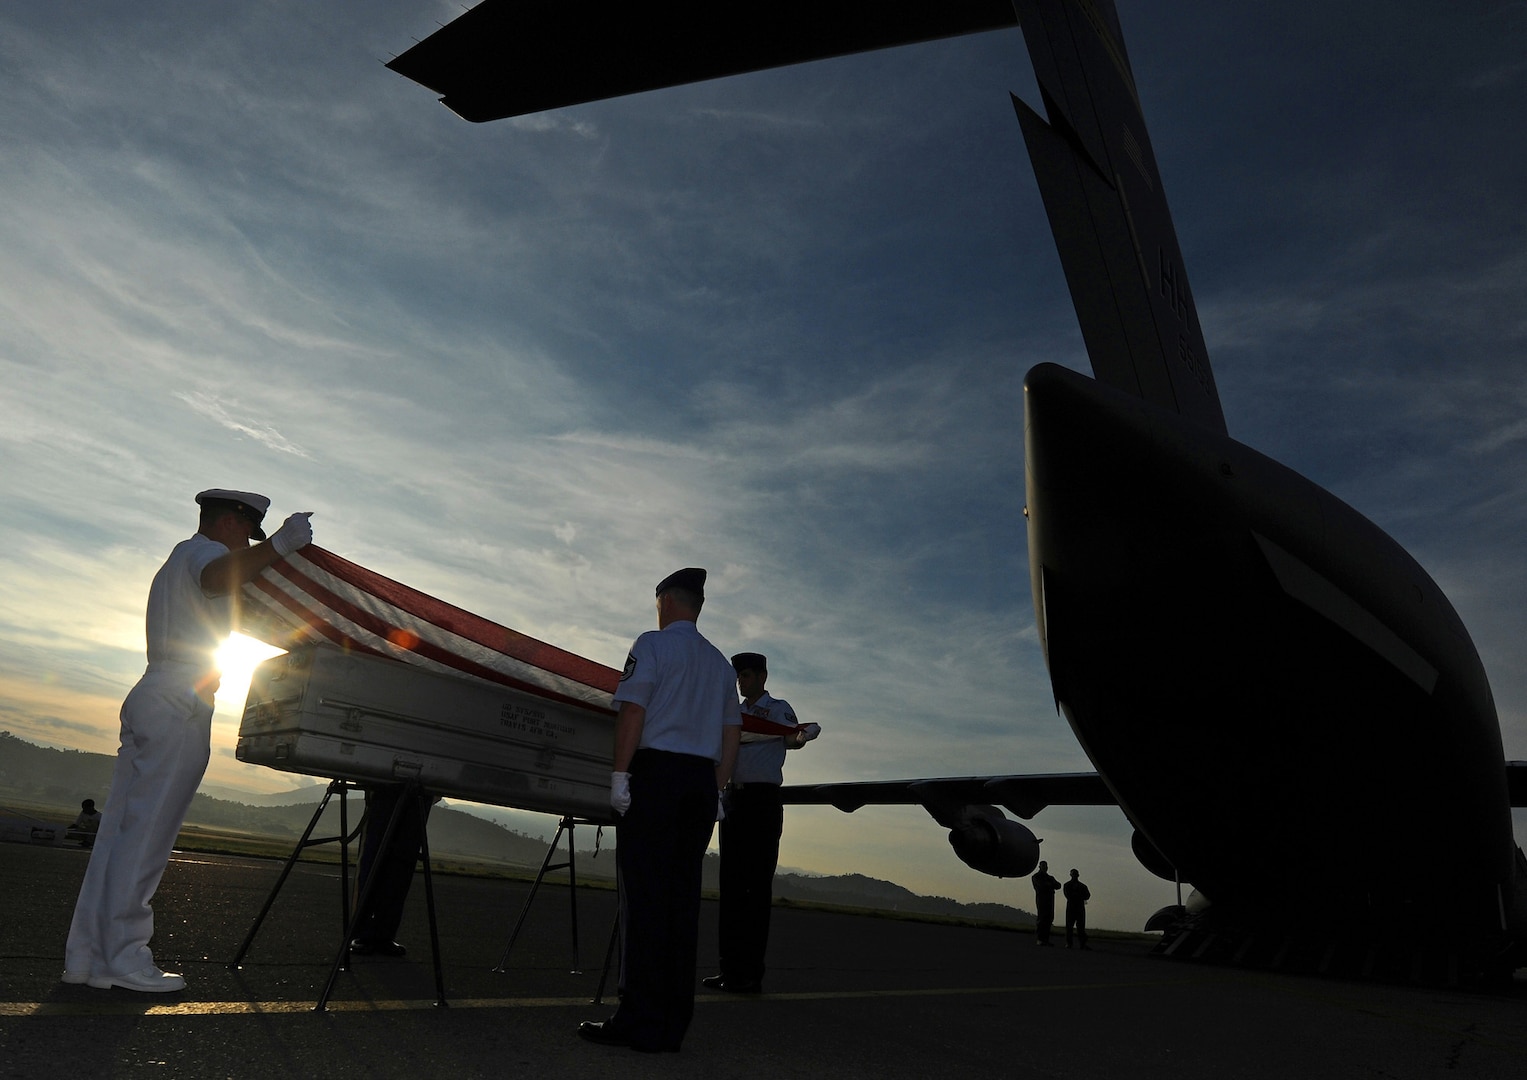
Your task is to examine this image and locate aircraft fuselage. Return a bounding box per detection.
[1024,362,1523,954]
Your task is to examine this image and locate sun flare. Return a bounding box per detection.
[214,632,285,701]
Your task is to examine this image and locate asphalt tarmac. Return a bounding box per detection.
[2,840,1525,1079]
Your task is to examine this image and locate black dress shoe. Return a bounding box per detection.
[350,939,407,957]
[707,977,761,993]
[577,1021,630,1047]
[700,974,726,989]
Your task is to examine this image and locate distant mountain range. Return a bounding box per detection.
[0,731,1036,925]
[199,781,332,807]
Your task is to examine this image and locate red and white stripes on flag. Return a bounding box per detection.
[237,546,796,736]
[239,546,617,716]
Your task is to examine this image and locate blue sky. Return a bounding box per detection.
[2,1,1525,932]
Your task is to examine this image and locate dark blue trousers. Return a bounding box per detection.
[613,749,716,1051]
[717,783,783,983]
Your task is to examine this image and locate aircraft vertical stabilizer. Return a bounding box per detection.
[1013,0,1226,435]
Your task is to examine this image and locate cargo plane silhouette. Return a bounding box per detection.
[384,0,1527,980]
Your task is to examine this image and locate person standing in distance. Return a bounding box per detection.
[703,651,820,993]
[1063,868,1091,950]
[62,489,313,992]
[578,568,741,1053]
[1031,859,1062,947]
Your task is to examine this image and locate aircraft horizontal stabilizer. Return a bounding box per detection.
[386,0,1020,123]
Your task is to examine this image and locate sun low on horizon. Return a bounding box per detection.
[214,632,286,705]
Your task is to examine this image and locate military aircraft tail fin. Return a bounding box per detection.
[1013,0,1227,434]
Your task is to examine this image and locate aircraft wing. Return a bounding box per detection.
[782,771,1115,820]
[785,758,1527,832]
[385,0,1019,123]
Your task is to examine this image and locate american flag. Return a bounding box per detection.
[238,546,616,716]
[238,546,794,735]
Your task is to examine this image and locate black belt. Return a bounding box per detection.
[633,747,712,766]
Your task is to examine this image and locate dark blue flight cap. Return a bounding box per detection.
[656,567,706,598]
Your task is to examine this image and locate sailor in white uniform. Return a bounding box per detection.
[62,489,312,992]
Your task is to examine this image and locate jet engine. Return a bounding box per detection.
[941,804,1041,878]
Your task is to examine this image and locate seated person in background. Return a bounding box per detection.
[70,799,102,847]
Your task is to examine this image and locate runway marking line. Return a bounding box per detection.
[1,979,1179,1018]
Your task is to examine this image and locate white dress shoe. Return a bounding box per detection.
[61,970,91,985]
[87,965,186,992]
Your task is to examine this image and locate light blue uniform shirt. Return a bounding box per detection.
[612,620,741,763]
[735,691,799,785]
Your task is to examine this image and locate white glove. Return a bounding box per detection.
[610,771,632,815]
[799,723,822,742]
[716,789,727,822]
[270,512,314,557]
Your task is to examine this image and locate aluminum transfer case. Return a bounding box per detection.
[236,645,616,821]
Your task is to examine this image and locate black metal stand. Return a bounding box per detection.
[316,781,443,1011]
[495,815,598,974]
[229,779,361,970]
[592,911,620,1006]
[494,816,621,1002]
[228,779,446,1011]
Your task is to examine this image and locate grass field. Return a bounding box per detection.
[2,793,1153,942]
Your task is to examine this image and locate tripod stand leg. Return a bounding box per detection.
[592,910,620,1006]
[417,801,447,1007]
[337,781,352,968]
[315,781,415,1011]
[566,820,581,974]
[494,817,569,971]
[230,781,340,968]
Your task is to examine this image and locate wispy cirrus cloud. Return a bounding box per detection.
[174,391,311,456]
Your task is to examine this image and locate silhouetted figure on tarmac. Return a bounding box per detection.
[1031,860,1061,945]
[1063,868,1091,949]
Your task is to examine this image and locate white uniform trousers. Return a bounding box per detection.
[65,674,213,978]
